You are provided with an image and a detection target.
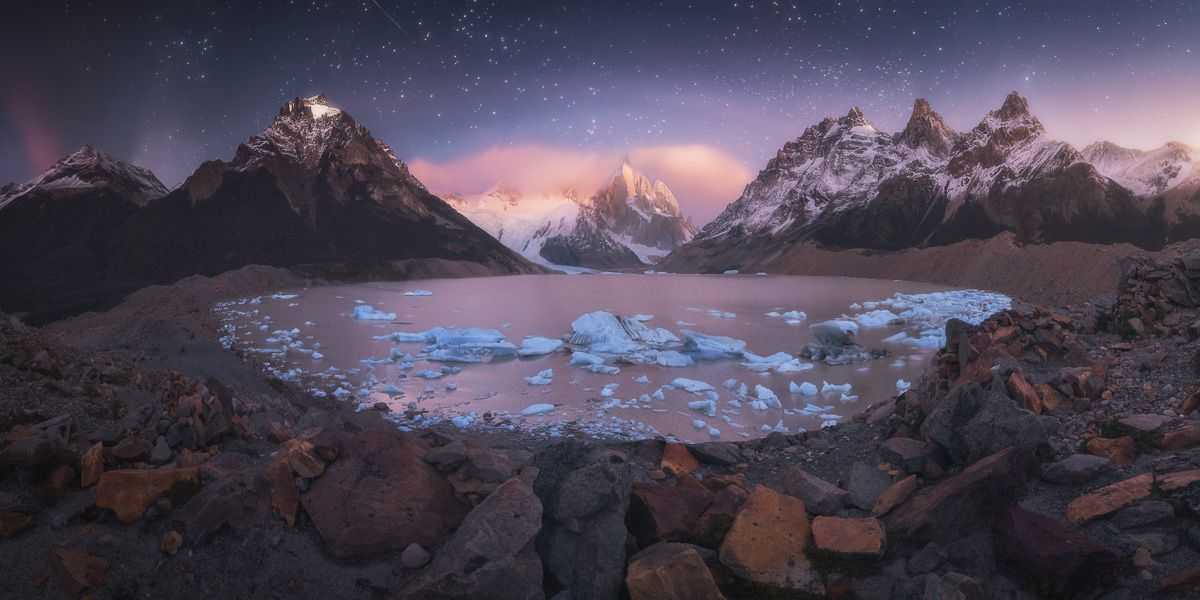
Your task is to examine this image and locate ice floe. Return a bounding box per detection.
[520,403,555,416]
[518,336,564,357]
[790,381,818,396]
[403,289,433,296]
[525,368,554,386]
[351,305,396,320]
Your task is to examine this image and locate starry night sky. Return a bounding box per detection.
[3,0,1198,222]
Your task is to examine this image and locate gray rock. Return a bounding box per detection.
[810,320,856,347]
[879,437,933,474]
[847,462,893,511]
[921,383,1047,466]
[772,465,847,515]
[686,442,744,466]
[908,542,945,575]
[1112,500,1174,529]
[150,436,173,465]
[850,575,896,600]
[404,478,543,599]
[423,440,468,472]
[922,572,983,600]
[1124,532,1179,556]
[401,543,431,569]
[1041,454,1111,484]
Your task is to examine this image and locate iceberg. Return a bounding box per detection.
[821,381,852,395]
[681,330,747,360]
[525,368,554,386]
[634,374,651,384]
[896,379,912,393]
[854,309,901,328]
[351,305,396,321]
[520,403,556,416]
[671,378,715,394]
[654,350,694,367]
[789,381,818,396]
[428,341,518,363]
[403,289,434,296]
[518,336,564,357]
[688,399,717,416]
[569,311,679,355]
[754,385,781,409]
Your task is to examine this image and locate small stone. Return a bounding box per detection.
[401,543,431,569]
[1041,454,1111,485]
[160,530,183,555]
[1112,500,1174,529]
[648,469,667,481]
[80,442,104,488]
[871,475,917,517]
[660,443,700,476]
[812,516,886,558]
[907,542,944,575]
[1067,474,1154,524]
[111,436,150,461]
[150,437,173,465]
[1125,532,1179,556]
[847,462,893,511]
[1086,436,1136,466]
[1115,414,1170,437]
[1132,546,1154,569]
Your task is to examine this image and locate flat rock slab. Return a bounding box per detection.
[886,447,1024,542]
[718,485,824,595]
[769,465,847,515]
[626,542,726,600]
[1066,473,1154,523]
[1085,436,1136,466]
[95,467,200,523]
[1041,454,1111,485]
[872,475,918,517]
[812,516,886,558]
[660,443,700,475]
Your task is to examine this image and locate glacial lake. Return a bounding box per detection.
[214,274,1009,442]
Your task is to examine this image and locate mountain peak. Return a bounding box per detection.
[842,106,869,127]
[995,91,1032,121]
[898,98,956,156]
[278,95,343,121]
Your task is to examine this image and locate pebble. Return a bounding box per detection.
[401,543,431,569]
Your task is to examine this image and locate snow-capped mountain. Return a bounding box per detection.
[112,95,538,283]
[0,146,169,320]
[447,159,696,269]
[1082,141,1195,197]
[662,92,1171,272]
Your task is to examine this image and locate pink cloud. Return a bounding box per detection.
[408,144,753,225]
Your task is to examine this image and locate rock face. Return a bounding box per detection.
[660,92,1188,273]
[718,485,824,595]
[447,158,696,269]
[625,543,726,600]
[920,382,1047,466]
[0,96,538,322]
[994,506,1120,596]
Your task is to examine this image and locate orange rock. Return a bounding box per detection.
[80,442,104,488]
[812,516,886,558]
[160,530,183,555]
[1158,424,1200,451]
[45,464,76,497]
[95,467,200,523]
[1158,469,1200,492]
[872,474,918,517]
[990,326,1018,343]
[1182,391,1200,416]
[718,485,824,595]
[1036,384,1062,412]
[661,443,700,476]
[626,542,727,600]
[267,457,299,527]
[1160,566,1200,593]
[1007,372,1042,415]
[0,511,33,537]
[284,439,326,479]
[49,546,108,596]
[1085,436,1136,466]
[1066,473,1154,523]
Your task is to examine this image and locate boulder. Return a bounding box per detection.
[695,484,747,548]
[48,546,108,597]
[95,467,200,523]
[1160,566,1200,594]
[847,462,894,511]
[401,543,431,569]
[687,443,743,466]
[1085,436,1136,466]
[266,457,299,526]
[922,572,984,599]
[625,543,726,600]
[872,474,918,517]
[404,478,543,600]
[178,460,272,544]
[80,442,104,488]
[1065,473,1154,523]
[718,485,824,595]
[887,447,1025,543]
[533,441,633,600]
[301,431,467,559]
[994,506,1120,597]
[660,443,700,476]
[628,481,713,547]
[770,465,847,515]
[1113,414,1170,440]
[1112,500,1174,529]
[1006,371,1042,415]
[879,437,934,475]
[811,516,886,558]
[920,383,1046,466]
[1158,423,1200,450]
[0,414,75,469]
[1040,454,1111,485]
[110,436,150,462]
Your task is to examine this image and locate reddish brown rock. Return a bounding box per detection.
[886,447,1025,543]
[95,467,200,523]
[812,516,886,558]
[1085,436,1136,466]
[110,436,150,461]
[0,511,34,537]
[301,431,467,560]
[267,457,299,527]
[1066,473,1154,523]
[1036,383,1062,412]
[872,474,918,517]
[626,542,726,600]
[49,546,108,596]
[1007,371,1042,415]
[718,485,824,595]
[628,481,713,547]
[80,442,104,488]
[1160,566,1200,593]
[660,443,700,476]
[161,530,183,555]
[995,505,1120,597]
[282,439,326,479]
[1158,468,1200,492]
[1181,391,1200,416]
[695,483,748,548]
[1158,424,1200,450]
[44,464,76,497]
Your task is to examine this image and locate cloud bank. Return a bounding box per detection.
[409,144,753,225]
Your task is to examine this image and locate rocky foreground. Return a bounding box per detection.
[4,256,1200,598]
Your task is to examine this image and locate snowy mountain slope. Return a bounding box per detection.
[662,92,1170,272]
[0,145,167,212]
[447,159,696,268]
[1082,140,1195,197]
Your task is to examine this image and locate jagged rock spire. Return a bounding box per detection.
[898,98,957,157]
[996,91,1033,121]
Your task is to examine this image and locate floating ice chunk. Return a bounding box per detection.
[352,305,396,321]
[333,387,352,398]
[821,381,852,395]
[429,341,518,363]
[749,400,769,411]
[451,414,475,428]
[707,309,736,319]
[311,352,324,360]
[775,359,814,373]
[414,370,444,380]
[671,378,715,394]
[681,330,747,360]
[525,369,554,386]
[781,310,807,320]
[445,383,457,391]
[520,403,556,416]
[651,388,666,401]
[403,289,433,296]
[688,399,717,417]
[736,382,749,397]
[631,314,654,321]
[708,426,721,439]
[896,379,912,393]
[655,351,694,367]
[601,383,620,397]
[518,336,564,357]
[839,393,859,403]
[765,311,782,317]
[692,419,708,430]
[569,311,679,354]
[271,293,299,300]
[723,378,739,390]
[789,381,815,396]
[634,374,650,384]
[755,385,781,409]
[722,269,739,275]
[570,351,605,366]
[854,309,902,328]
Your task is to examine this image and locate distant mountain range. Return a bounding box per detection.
[0,95,538,321]
[660,92,1198,272]
[446,159,696,269]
